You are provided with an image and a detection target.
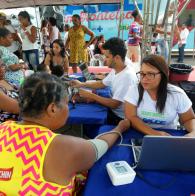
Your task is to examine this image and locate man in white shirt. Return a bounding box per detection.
[70,37,137,125]
[177,24,189,63]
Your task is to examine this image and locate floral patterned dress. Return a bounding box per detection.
[69,26,88,64]
[0,46,24,87]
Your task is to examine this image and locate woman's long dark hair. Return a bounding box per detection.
[138,55,169,113]
[18,11,32,24]
[51,39,66,57]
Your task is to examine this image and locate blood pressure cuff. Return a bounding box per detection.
[88,139,109,161]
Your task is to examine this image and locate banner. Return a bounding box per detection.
[63,1,143,40]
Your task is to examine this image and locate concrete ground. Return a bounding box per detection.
[171,56,195,67]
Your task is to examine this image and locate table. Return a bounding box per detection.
[67,103,108,125]
[83,126,195,196]
[67,103,108,137]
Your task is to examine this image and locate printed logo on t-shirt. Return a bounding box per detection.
[141,110,166,125]
[0,167,13,181]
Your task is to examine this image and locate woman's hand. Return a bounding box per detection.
[117,119,131,133]
[152,130,171,136]
[21,63,29,70]
[83,44,89,49]
[184,132,195,137]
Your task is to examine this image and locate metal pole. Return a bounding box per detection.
[176,0,191,19]
[162,0,171,27]
[193,28,195,60]
[131,0,143,22]
[118,0,124,38]
[33,1,41,46]
[163,0,171,42]
[154,0,162,29]
[168,0,178,65]
[141,0,147,59]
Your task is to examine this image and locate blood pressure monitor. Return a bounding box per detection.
[106,161,136,186]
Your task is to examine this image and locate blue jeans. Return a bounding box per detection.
[22,49,39,71]
[157,39,169,63]
[178,44,186,63]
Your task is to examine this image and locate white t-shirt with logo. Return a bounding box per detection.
[102,66,138,119]
[124,84,192,129]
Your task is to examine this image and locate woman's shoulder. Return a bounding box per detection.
[126,84,139,94]
[80,25,88,32]
[29,25,36,30]
[46,52,52,58]
[167,83,185,94]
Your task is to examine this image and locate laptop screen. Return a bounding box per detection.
[131,136,195,171]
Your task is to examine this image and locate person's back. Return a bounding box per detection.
[0,121,84,195]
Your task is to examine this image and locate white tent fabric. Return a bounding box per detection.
[0,0,120,9]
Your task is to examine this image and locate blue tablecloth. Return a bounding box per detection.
[69,73,112,98]
[83,126,195,196]
[69,73,85,82]
[96,87,112,98]
[67,103,108,125]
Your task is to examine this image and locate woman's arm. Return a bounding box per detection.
[124,101,170,136]
[15,31,22,44]
[48,25,53,43]
[7,64,23,71]
[43,119,130,185]
[58,31,61,39]
[63,55,69,74]
[25,26,37,43]
[179,108,195,136]
[65,35,70,49]
[0,91,19,114]
[82,26,95,47]
[44,53,51,66]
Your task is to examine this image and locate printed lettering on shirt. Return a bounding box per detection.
[0,167,13,181]
[141,110,166,125]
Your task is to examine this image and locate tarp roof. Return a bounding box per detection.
[0,0,120,9]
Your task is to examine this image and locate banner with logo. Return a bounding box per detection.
[63,0,142,40]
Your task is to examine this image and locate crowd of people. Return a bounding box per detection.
[0,8,194,195]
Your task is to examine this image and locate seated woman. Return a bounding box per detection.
[94,35,105,55]
[0,27,26,87]
[0,72,130,195]
[44,39,69,77]
[0,59,19,123]
[124,54,195,136]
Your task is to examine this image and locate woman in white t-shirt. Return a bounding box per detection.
[124,54,195,136]
[18,11,39,71]
[48,17,61,45]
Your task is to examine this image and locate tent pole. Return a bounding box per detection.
[118,0,124,38]
[176,0,191,19]
[33,0,42,59]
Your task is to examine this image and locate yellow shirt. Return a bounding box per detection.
[0,121,86,195]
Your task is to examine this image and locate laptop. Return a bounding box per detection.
[78,62,96,80]
[131,136,195,171]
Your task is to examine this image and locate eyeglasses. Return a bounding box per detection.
[136,71,161,80]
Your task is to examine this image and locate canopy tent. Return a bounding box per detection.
[0,0,120,9]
